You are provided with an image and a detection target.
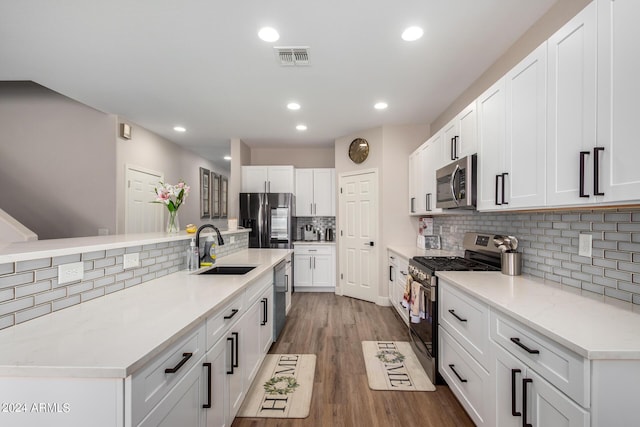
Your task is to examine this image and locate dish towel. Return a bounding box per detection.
[410,281,421,323]
[402,275,412,308]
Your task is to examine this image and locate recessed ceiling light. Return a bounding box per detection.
[402,26,423,42]
[173,126,186,132]
[296,124,307,131]
[224,156,232,161]
[258,27,280,42]
[287,102,301,110]
[374,102,388,110]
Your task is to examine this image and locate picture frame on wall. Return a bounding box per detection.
[200,167,210,218]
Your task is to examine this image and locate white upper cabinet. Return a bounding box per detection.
[546,1,597,206]
[409,132,444,215]
[408,148,421,214]
[478,43,547,211]
[294,168,335,216]
[597,0,640,203]
[241,166,294,193]
[442,101,479,163]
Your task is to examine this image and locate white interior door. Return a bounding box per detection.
[126,166,164,234]
[339,170,378,303]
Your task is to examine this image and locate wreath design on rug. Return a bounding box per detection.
[375,349,405,364]
[263,376,300,395]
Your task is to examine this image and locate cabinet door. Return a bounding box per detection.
[294,169,314,216]
[241,166,268,193]
[313,169,335,216]
[477,78,507,211]
[505,42,547,209]
[493,343,528,427]
[205,338,229,427]
[293,254,313,287]
[458,101,478,158]
[546,2,597,206]
[259,287,274,354]
[226,329,244,421]
[285,259,292,314]
[138,358,206,427]
[312,254,334,287]
[598,0,640,203]
[242,302,262,389]
[442,117,459,162]
[267,166,294,193]
[422,135,444,214]
[408,148,423,214]
[525,369,590,427]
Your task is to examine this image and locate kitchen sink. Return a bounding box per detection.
[197,265,256,275]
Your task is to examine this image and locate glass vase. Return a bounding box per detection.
[167,210,180,233]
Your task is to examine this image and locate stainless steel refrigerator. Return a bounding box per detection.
[239,193,294,248]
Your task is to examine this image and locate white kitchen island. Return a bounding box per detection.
[0,248,290,427]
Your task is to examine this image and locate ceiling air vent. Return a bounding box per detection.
[274,47,310,66]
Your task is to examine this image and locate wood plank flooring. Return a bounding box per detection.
[232,293,474,427]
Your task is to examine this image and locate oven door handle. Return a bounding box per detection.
[449,165,460,206]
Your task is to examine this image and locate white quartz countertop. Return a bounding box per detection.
[293,240,336,245]
[0,248,290,378]
[387,245,462,260]
[436,271,640,360]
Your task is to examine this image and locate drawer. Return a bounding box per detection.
[294,245,333,255]
[490,310,589,407]
[439,282,490,369]
[206,292,244,350]
[130,322,206,426]
[245,270,273,306]
[439,326,492,427]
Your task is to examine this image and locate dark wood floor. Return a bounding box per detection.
[233,293,474,427]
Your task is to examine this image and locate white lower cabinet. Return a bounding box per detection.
[204,337,228,427]
[294,244,335,291]
[387,250,409,324]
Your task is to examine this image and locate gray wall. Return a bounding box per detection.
[0,82,117,239]
[434,208,640,305]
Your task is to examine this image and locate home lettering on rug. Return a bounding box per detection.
[259,355,301,413]
[376,341,413,388]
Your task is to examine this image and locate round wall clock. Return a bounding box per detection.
[348,138,369,164]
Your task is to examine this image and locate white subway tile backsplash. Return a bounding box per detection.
[0,288,14,303]
[52,254,81,266]
[16,258,50,272]
[105,282,125,294]
[82,250,106,261]
[15,304,51,324]
[67,281,94,296]
[81,288,105,302]
[34,288,66,305]
[15,281,51,298]
[0,263,13,276]
[94,257,116,269]
[0,314,14,329]
[52,295,80,311]
[0,272,34,290]
[93,276,115,288]
[106,248,125,257]
[0,297,34,316]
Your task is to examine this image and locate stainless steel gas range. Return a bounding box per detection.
[407,232,502,385]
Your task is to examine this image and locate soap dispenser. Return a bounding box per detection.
[186,238,199,271]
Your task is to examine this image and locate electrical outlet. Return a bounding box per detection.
[123,253,140,269]
[230,236,236,244]
[58,262,84,284]
[579,234,592,257]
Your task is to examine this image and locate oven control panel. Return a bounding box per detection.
[475,235,490,247]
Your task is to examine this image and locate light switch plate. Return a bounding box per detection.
[58,262,84,284]
[579,234,592,257]
[123,253,140,269]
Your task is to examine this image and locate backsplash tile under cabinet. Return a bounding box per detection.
[433,207,640,305]
[0,231,249,330]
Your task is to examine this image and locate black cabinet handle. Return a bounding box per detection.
[389,265,394,282]
[202,362,212,408]
[579,151,590,197]
[522,378,533,427]
[260,297,268,326]
[224,309,239,320]
[510,337,540,354]
[501,172,509,205]
[164,352,193,374]
[511,369,522,417]
[495,175,502,205]
[453,136,459,159]
[411,197,415,213]
[232,332,239,368]
[448,309,467,322]
[594,147,605,196]
[226,337,235,374]
[448,364,467,383]
[451,137,456,160]
[284,274,289,292]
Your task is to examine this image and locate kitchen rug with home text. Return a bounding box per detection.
[362,341,435,391]
[237,354,316,418]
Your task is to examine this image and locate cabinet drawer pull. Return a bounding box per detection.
[510,337,540,354]
[284,274,289,292]
[164,352,193,374]
[261,297,268,326]
[232,332,239,368]
[224,309,239,320]
[522,378,533,427]
[495,175,502,205]
[501,172,509,205]
[226,337,235,374]
[579,151,590,198]
[594,146,605,196]
[448,364,467,383]
[448,309,467,322]
[389,266,394,281]
[203,362,212,408]
[511,369,522,417]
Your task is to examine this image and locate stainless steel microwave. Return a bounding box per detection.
[435,154,477,209]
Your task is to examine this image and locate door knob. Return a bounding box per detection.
[363,242,374,247]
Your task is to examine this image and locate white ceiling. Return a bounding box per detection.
[0,0,557,168]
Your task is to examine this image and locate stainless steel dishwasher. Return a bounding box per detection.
[273,259,287,340]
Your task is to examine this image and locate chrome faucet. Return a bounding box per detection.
[195,224,225,261]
